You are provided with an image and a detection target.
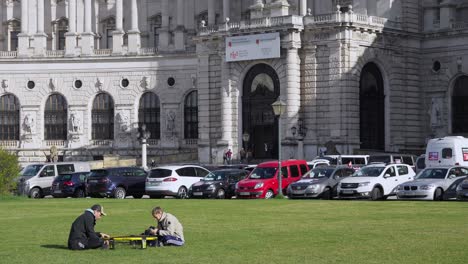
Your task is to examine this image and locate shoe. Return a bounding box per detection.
[102,243,109,250]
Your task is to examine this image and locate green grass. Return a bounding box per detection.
[1,197,468,264]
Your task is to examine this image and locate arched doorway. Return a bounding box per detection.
[452,75,468,133]
[242,64,280,159]
[360,62,385,150]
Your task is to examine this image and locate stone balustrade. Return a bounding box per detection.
[0,140,19,148]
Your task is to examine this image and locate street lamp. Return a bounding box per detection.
[140,124,151,170]
[271,98,286,197]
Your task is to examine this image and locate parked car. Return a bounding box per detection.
[321,155,370,168]
[425,136,468,167]
[287,165,355,199]
[397,166,468,200]
[17,162,91,198]
[189,169,249,199]
[456,176,468,200]
[368,154,416,168]
[337,163,415,200]
[51,172,90,198]
[86,167,148,199]
[235,159,309,199]
[145,165,211,199]
[307,159,330,169]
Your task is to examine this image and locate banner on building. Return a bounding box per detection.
[226,32,280,62]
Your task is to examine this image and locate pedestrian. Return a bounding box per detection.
[226,149,232,164]
[239,148,246,163]
[147,206,184,246]
[68,204,110,250]
[151,159,156,168]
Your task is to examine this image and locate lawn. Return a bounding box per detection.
[0,197,467,264]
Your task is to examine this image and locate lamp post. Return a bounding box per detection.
[271,98,286,197]
[140,124,151,170]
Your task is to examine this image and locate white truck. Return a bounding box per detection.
[425,136,468,168]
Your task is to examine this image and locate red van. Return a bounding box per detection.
[235,160,309,199]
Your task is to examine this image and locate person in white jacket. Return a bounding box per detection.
[149,206,184,246]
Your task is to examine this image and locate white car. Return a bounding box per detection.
[145,165,210,198]
[337,163,415,200]
[397,166,468,200]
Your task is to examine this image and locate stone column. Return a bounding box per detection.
[158,0,170,50]
[18,0,30,56]
[51,1,57,50]
[283,41,301,140]
[174,0,185,50]
[112,0,125,54]
[81,0,95,55]
[208,0,216,25]
[223,0,230,21]
[33,0,48,56]
[127,0,141,54]
[299,0,307,16]
[65,0,78,57]
[218,53,233,147]
[197,52,212,164]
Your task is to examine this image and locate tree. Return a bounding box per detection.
[0,149,21,195]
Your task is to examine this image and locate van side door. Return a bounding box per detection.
[37,165,57,195]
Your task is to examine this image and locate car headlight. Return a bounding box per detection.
[396,185,402,190]
[306,184,319,190]
[235,183,239,190]
[206,185,215,191]
[456,184,463,191]
[420,184,435,190]
[358,182,370,187]
[254,183,264,189]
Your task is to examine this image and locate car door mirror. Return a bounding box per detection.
[448,174,456,179]
[384,174,391,178]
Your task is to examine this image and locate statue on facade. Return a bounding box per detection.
[69,113,81,133]
[50,145,58,163]
[430,98,442,128]
[22,114,34,134]
[116,112,130,133]
[166,111,176,132]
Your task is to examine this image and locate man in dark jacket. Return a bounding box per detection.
[68,204,110,250]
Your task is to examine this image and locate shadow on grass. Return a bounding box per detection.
[41,244,69,250]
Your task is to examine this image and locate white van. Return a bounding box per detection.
[425,136,468,168]
[17,162,91,198]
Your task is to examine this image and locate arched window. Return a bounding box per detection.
[0,94,20,140]
[138,92,160,139]
[45,94,68,140]
[92,93,114,140]
[452,75,468,133]
[184,91,198,139]
[360,62,385,150]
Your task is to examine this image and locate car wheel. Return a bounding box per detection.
[74,189,85,198]
[114,187,126,199]
[434,188,443,201]
[176,187,188,199]
[321,187,332,200]
[216,188,226,199]
[370,187,382,201]
[264,189,274,199]
[29,187,42,199]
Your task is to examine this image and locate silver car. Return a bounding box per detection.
[396,166,468,200]
[287,166,355,199]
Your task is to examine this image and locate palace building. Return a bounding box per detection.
[0,0,467,165]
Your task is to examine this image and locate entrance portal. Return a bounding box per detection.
[242,64,280,159]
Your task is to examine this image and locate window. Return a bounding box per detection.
[45,94,68,140]
[154,26,160,48]
[176,167,196,177]
[133,169,147,177]
[384,166,396,177]
[299,164,308,175]
[106,29,113,49]
[41,165,55,177]
[397,165,409,176]
[92,93,114,140]
[58,30,66,50]
[138,92,160,139]
[452,76,468,133]
[184,91,198,139]
[0,94,20,140]
[290,165,300,178]
[281,166,288,178]
[57,164,74,174]
[195,167,209,177]
[10,31,19,51]
[442,148,453,159]
[402,156,414,165]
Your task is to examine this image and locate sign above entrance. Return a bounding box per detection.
[226,32,280,62]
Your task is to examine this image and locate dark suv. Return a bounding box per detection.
[51,172,90,198]
[189,169,249,199]
[87,167,147,199]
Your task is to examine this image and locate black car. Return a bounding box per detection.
[189,169,248,199]
[86,167,147,199]
[51,172,90,198]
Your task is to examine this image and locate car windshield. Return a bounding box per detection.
[149,169,172,178]
[368,156,391,163]
[302,168,334,179]
[249,167,277,179]
[203,171,226,181]
[416,168,448,179]
[352,166,385,177]
[20,165,44,177]
[89,170,109,178]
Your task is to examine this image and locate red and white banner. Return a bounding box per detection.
[226,32,281,62]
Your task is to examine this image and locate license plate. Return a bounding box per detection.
[89,180,98,183]
[342,190,354,194]
[151,182,161,186]
[54,190,62,193]
[239,192,250,196]
[193,192,203,196]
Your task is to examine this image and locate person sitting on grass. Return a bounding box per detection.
[148,206,184,246]
[68,204,110,250]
